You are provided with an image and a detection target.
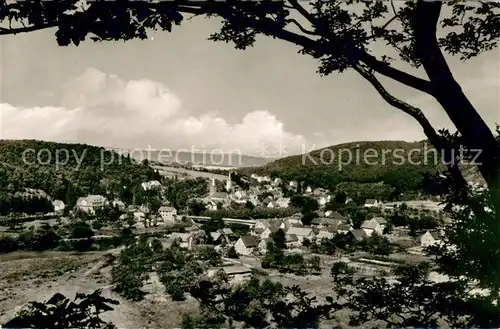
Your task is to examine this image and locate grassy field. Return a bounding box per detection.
[0,248,409,328]
[0,250,199,328]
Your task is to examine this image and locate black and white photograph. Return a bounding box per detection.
[0,0,499,328]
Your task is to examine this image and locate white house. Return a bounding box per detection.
[234,236,258,255]
[207,266,252,284]
[76,195,107,214]
[251,174,271,183]
[272,178,282,186]
[360,217,386,236]
[258,238,272,253]
[170,232,191,248]
[112,200,125,211]
[141,180,162,191]
[311,217,343,229]
[204,200,218,211]
[253,219,276,231]
[318,195,331,206]
[421,230,442,247]
[286,227,315,244]
[284,214,302,227]
[364,199,381,208]
[158,206,177,223]
[133,211,146,221]
[261,226,284,239]
[267,201,280,208]
[220,228,234,236]
[276,197,290,208]
[52,200,65,214]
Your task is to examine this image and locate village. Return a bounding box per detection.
[0,168,450,286]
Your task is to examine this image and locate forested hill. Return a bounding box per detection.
[239,140,444,192]
[0,140,160,206]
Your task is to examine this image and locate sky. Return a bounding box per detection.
[0,12,498,158]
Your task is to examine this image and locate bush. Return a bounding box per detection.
[0,235,18,253]
[70,223,95,251]
[226,246,238,258]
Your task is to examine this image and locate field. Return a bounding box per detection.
[0,247,415,328]
[0,250,200,328]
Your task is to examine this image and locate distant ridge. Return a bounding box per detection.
[238,139,486,190]
[105,147,273,168]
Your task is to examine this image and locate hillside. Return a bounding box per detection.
[239,140,443,192]
[0,140,160,207]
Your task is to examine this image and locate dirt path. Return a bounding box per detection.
[0,250,199,328]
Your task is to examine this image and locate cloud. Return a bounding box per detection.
[1,68,306,157]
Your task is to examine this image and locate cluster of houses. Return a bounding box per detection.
[190,173,336,212]
[232,212,355,255]
[50,173,446,253]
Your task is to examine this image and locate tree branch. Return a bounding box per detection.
[285,18,318,36]
[0,22,57,35]
[353,63,436,138]
[352,63,469,189]
[0,2,435,98]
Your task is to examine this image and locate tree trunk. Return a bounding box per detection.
[414,1,500,211]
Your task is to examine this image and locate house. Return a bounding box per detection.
[311,217,343,229]
[141,180,162,191]
[285,234,300,248]
[158,206,177,223]
[133,211,146,221]
[234,236,258,255]
[170,232,191,248]
[126,205,137,213]
[52,200,65,214]
[272,178,282,186]
[314,229,335,242]
[139,205,150,213]
[206,266,252,284]
[258,238,272,253]
[373,217,387,227]
[253,219,282,231]
[205,200,218,211]
[267,201,280,208]
[318,195,331,206]
[284,216,302,227]
[252,227,265,236]
[210,192,229,202]
[328,211,349,221]
[276,197,290,208]
[112,200,125,211]
[337,223,353,234]
[286,227,315,244]
[364,199,381,208]
[220,228,234,236]
[76,195,107,214]
[260,226,281,239]
[360,217,386,236]
[210,231,229,245]
[234,190,246,199]
[349,229,368,242]
[421,230,442,247]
